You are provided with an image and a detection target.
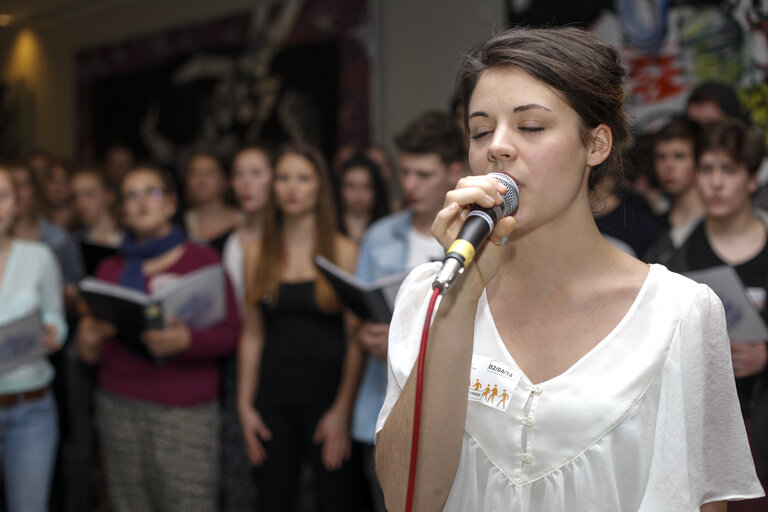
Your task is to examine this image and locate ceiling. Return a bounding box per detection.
[0,0,135,28]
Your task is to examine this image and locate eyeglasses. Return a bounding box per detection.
[122,187,166,203]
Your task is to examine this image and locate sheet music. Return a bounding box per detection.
[685,265,768,343]
[0,311,48,375]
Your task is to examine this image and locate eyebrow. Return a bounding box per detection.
[468,103,552,120]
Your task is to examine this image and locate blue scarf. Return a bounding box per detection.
[118,226,187,291]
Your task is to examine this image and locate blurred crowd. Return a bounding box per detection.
[1,78,768,512]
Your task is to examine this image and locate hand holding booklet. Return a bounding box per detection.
[314,256,408,323]
[684,265,768,343]
[0,311,48,375]
[78,264,227,359]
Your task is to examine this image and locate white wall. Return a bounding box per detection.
[374,0,505,148]
[0,0,506,159]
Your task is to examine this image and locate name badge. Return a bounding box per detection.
[468,354,521,412]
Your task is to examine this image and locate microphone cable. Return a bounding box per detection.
[405,284,442,512]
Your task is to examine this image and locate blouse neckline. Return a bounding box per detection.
[481,264,657,388]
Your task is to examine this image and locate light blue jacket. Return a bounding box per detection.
[0,240,67,394]
[351,211,413,444]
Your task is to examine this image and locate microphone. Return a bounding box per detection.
[433,172,519,291]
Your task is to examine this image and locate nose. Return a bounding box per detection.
[401,173,417,194]
[710,169,724,188]
[487,125,516,163]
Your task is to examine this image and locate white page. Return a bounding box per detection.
[0,311,48,375]
[685,265,768,343]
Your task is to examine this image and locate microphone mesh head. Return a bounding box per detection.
[488,172,519,217]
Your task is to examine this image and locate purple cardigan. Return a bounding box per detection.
[95,242,240,406]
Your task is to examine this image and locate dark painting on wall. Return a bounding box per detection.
[0,79,34,161]
[76,0,369,175]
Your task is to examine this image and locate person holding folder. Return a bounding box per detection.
[0,165,67,512]
[666,118,768,510]
[75,165,240,512]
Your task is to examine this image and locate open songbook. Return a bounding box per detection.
[314,256,409,323]
[78,264,227,358]
[0,311,48,375]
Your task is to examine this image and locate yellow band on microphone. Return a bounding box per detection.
[447,239,476,266]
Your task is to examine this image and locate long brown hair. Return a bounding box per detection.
[247,142,341,313]
[0,166,18,235]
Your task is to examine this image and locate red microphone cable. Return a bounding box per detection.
[405,284,443,512]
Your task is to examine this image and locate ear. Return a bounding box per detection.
[748,173,759,195]
[587,124,612,168]
[164,194,178,220]
[447,161,466,186]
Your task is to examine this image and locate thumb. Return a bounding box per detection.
[312,423,324,444]
[256,420,272,441]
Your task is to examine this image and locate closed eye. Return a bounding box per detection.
[471,130,493,140]
[520,126,544,133]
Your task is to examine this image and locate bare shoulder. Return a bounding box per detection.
[334,234,359,273]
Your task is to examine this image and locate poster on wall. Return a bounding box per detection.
[76,0,369,174]
[509,0,768,141]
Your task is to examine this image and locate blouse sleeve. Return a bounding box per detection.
[375,262,441,438]
[673,283,764,505]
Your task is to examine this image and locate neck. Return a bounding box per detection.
[411,208,438,235]
[89,211,118,237]
[705,203,758,237]
[134,223,173,245]
[495,197,613,293]
[237,210,264,242]
[282,212,317,241]
[669,186,704,225]
[15,213,38,229]
[0,232,12,252]
[194,199,227,216]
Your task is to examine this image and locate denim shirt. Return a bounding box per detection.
[351,211,413,444]
[40,218,84,285]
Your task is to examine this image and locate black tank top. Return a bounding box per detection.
[256,281,345,409]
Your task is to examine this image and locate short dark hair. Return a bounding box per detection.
[653,115,701,148]
[456,26,629,191]
[695,119,765,175]
[393,111,466,167]
[120,164,178,200]
[687,81,744,121]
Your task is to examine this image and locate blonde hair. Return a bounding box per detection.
[246,143,341,313]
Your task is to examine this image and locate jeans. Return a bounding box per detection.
[0,390,59,512]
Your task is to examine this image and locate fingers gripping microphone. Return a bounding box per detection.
[433,172,519,291]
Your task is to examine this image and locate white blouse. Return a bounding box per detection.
[376,263,764,511]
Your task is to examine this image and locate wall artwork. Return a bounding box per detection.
[76,0,369,173]
[509,0,768,140]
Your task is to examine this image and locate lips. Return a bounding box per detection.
[496,171,521,188]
